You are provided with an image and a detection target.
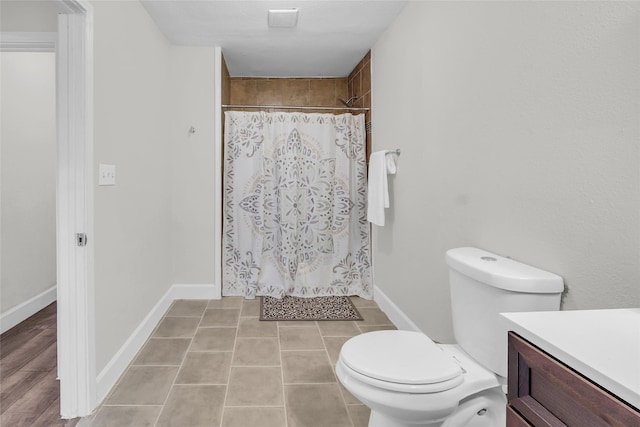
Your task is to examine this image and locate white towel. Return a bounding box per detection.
[367,150,395,226]
[386,151,397,175]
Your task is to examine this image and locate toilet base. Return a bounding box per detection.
[337,343,507,427]
[369,411,446,427]
[366,388,506,427]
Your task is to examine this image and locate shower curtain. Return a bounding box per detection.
[223,111,372,299]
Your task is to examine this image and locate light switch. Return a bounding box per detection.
[99,164,116,186]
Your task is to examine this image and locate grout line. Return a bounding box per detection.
[219,298,243,427]
[282,381,339,386]
[223,404,285,408]
[163,315,204,318]
[338,374,357,427]
[277,314,289,427]
[169,382,230,387]
[196,325,237,329]
[151,300,211,427]
[101,404,163,407]
[325,331,357,427]
[130,363,184,367]
[141,336,196,340]
[230,364,281,368]
[339,301,362,427]
[233,336,279,340]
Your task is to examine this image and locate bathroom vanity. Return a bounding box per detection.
[503,309,640,426]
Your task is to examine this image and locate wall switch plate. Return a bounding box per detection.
[99,164,116,186]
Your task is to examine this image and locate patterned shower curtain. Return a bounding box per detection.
[223,111,372,299]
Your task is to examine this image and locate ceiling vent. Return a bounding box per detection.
[268,8,298,28]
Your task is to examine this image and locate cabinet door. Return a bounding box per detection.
[507,405,532,427]
[507,332,640,427]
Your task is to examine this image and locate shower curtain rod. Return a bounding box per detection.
[222,104,370,112]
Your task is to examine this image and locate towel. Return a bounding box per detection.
[386,151,397,175]
[367,150,396,226]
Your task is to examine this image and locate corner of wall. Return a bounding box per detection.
[373,285,422,333]
[0,285,57,334]
[95,283,215,405]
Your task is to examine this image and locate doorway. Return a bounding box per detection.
[1,0,95,418]
[1,51,57,333]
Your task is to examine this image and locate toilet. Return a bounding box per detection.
[336,247,564,427]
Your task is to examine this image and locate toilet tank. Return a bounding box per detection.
[446,247,563,379]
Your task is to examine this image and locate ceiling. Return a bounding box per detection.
[141,0,407,77]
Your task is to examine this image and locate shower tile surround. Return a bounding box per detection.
[229,77,349,109]
[347,51,371,111]
[223,50,372,159]
[225,50,370,111]
[85,297,395,427]
[348,51,372,156]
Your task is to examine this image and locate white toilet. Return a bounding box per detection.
[336,247,564,427]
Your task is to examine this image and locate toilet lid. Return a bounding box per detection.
[340,331,462,385]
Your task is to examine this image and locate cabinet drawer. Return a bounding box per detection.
[507,332,640,427]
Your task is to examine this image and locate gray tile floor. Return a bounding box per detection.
[83,297,396,427]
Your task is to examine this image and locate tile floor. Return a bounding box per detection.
[83,296,397,427]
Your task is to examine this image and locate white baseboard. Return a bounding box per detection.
[95,284,411,407]
[168,283,219,300]
[0,285,57,334]
[95,283,215,404]
[373,285,422,333]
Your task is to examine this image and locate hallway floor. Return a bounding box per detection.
[0,303,79,426]
[83,296,396,427]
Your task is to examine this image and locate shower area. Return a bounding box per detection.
[220,52,373,301]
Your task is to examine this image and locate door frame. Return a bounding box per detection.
[0,0,95,417]
[214,46,223,297]
[54,0,96,417]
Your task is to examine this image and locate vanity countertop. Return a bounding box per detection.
[502,308,640,410]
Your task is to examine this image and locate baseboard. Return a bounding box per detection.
[168,283,219,300]
[95,283,215,404]
[0,285,57,334]
[373,285,422,333]
[94,284,410,407]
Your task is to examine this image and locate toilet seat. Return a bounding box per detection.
[339,331,463,394]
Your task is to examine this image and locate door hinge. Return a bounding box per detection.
[76,233,87,247]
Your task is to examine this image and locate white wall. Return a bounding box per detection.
[170,47,216,285]
[1,52,57,313]
[91,1,218,373]
[1,0,218,388]
[92,0,175,372]
[0,1,58,32]
[372,1,640,342]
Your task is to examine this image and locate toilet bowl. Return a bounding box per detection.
[336,330,506,427]
[337,247,564,427]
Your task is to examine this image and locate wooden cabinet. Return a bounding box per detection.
[507,332,640,427]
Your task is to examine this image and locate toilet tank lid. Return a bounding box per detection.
[446,247,564,293]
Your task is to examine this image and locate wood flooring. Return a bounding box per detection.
[0,303,79,426]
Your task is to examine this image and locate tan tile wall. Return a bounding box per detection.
[348,51,372,160]
[221,54,231,105]
[348,51,371,110]
[225,54,371,161]
[229,78,348,110]
[221,55,231,181]
[221,54,231,134]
